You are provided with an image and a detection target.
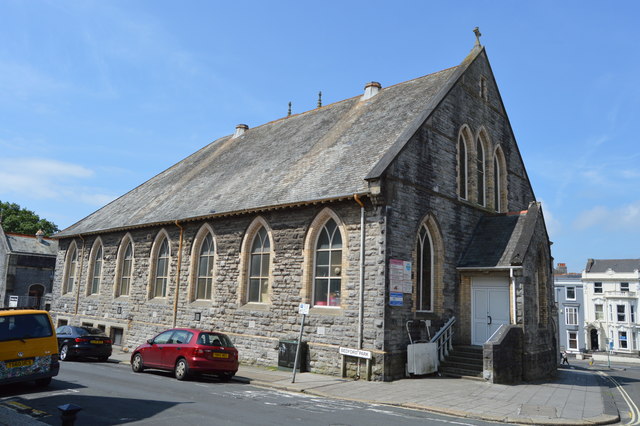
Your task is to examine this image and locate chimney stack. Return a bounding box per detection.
[362,81,381,100]
[36,229,44,243]
[233,124,249,138]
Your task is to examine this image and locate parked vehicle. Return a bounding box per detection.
[0,309,59,387]
[55,326,112,361]
[131,328,238,381]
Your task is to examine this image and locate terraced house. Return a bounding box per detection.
[51,37,556,383]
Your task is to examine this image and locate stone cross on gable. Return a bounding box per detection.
[474,27,482,47]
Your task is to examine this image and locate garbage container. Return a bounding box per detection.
[278,340,307,372]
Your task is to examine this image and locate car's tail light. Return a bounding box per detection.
[104,339,112,344]
[194,348,206,357]
[75,338,89,343]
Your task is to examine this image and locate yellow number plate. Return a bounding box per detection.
[6,359,34,368]
[90,340,103,344]
[212,353,228,359]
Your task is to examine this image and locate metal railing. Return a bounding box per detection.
[430,316,456,362]
[5,295,45,309]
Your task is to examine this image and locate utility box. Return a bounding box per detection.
[406,342,438,375]
[278,340,308,372]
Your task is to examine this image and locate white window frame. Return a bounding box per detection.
[566,286,576,300]
[595,304,604,321]
[619,331,628,349]
[565,306,578,325]
[594,282,603,294]
[617,304,626,322]
[567,331,578,351]
[621,282,630,292]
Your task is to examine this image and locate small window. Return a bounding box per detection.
[621,282,629,292]
[110,327,124,346]
[566,286,576,300]
[565,307,578,325]
[567,331,578,350]
[480,76,488,100]
[595,304,604,321]
[594,282,603,294]
[619,331,628,349]
[617,305,626,322]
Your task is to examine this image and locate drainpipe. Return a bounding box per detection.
[74,235,85,316]
[354,194,366,350]
[173,221,184,328]
[509,267,516,324]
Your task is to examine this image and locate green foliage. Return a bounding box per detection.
[0,201,59,236]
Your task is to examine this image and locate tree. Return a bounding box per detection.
[0,201,59,236]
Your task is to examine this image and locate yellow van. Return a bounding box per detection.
[0,309,60,387]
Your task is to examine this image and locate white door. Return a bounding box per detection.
[472,277,510,346]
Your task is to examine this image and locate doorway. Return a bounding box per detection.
[590,329,599,351]
[472,276,510,346]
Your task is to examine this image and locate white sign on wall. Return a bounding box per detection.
[9,296,18,307]
[389,259,412,294]
[298,303,310,315]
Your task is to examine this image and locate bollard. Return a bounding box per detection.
[58,403,82,426]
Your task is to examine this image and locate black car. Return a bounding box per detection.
[55,325,113,361]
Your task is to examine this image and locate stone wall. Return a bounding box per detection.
[51,200,388,379]
[379,51,538,380]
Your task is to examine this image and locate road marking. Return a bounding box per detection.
[1,400,50,418]
[597,371,640,425]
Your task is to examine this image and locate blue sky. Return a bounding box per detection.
[0,1,638,273]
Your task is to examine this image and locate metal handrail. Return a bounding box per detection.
[430,316,456,361]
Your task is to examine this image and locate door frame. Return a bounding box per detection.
[471,276,511,345]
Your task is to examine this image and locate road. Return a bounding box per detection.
[1,360,507,425]
[589,360,640,425]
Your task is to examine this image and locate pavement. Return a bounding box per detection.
[1,350,623,425]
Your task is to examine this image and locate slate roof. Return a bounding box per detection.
[584,259,640,274]
[457,203,541,269]
[5,233,58,257]
[56,47,485,238]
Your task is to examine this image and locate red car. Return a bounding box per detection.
[130,328,238,381]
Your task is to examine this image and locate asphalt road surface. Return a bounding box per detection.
[0,360,508,425]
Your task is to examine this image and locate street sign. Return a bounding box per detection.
[339,347,372,359]
[298,303,310,315]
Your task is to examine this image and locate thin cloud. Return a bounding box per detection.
[0,157,113,207]
[573,202,640,232]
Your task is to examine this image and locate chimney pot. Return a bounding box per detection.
[233,124,249,138]
[363,81,381,100]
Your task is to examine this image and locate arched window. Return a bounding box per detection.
[119,241,133,296]
[153,238,170,298]
[63,244,78,294]
[313,219,342,307]
[476,137,485,206]
[248,227,270,303]
[196,234,215,300]
[458,134,468,199]
[416,224,433,312]
[493,154,501,212]
[89,244,103,295]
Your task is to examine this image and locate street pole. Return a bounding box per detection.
[291,313,306,383]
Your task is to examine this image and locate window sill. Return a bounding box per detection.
[239,302,270,312]
[309,307,342,316]
[190,300,213,308]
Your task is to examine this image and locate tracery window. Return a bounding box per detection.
[476,137,485,206]
[458,134,468,199]
[196,234,215,300]
[248,227,270,303]
[118,241,133,296]
[313,219,342,307]
[416,224,433,312]
[89,244,103,295]
[152,238,170,298]
[63,244,78,294]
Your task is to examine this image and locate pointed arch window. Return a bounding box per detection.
[476,138,485,206]
[493,154,501,212]
[417,224,433,312]
[153,238,170,298]
[89,244,103,295]
[196,234,215,300]
[248,227,270,303]
[313,219,342,307]
[458,134,468,199]
[64,245,78,294]
[119,241,133,296]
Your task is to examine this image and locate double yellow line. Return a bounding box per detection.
[598,370,640,425]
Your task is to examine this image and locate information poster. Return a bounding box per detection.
[389,259,412,294]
